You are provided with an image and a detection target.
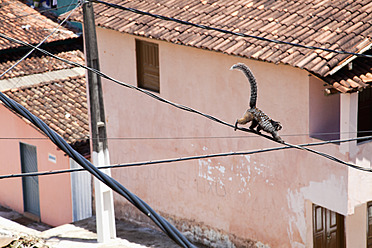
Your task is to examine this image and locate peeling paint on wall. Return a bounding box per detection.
[286,189,306,248]
[285,175,348,248]
[198,154,275,198]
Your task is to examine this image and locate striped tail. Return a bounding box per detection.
[230,63,258,108]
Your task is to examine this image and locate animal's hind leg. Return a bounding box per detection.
[234,111,252,131]
[249,119,258,131]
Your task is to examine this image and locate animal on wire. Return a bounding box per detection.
[231,63,284,143]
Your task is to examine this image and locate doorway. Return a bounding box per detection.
[20,143,40,218]
[313,204,345,248]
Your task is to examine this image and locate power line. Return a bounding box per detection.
[1,134,371,180]
[0,130,371,140]
[90,0,372,59]
[102,130,372,140]
[0,33,368,174]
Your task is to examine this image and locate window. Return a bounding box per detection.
[136,39,160,93]
[358,87,372,141]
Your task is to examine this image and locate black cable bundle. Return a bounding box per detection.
[0,90,196,247]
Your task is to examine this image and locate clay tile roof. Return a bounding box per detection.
[2,75,89,145]
[0,50,85,80]
[323,52,372,94]
[0,0,77,50]
[69,0,372,80]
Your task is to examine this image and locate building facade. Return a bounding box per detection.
[73,1,372,246]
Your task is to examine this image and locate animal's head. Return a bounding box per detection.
[271,120,282,131]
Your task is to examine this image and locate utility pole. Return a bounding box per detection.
[82,1,116,243]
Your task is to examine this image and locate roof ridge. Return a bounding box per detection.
[1,74,85,93]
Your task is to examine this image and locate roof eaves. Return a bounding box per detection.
[326,38,372,76]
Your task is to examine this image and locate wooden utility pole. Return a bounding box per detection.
[82,1,116,243]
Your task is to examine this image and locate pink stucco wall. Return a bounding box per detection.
[95,27,358,247]
[0,104,73,226]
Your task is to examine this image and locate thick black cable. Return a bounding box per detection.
[90,0,372,59]
[1,135,372,180]
[0,87,194,247]
[0,32,368,174]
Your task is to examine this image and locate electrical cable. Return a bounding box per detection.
[0,86,195,247]
[89,0,372,59]
[0,32,368,174]
[1,134,371,180]
[0,130,371,140]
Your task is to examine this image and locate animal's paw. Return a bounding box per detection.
[251,128,260,134]
[234,121,238,131]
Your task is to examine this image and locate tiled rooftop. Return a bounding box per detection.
[70,0,372,93]
[0,0,77,50]
[2,76,89,146]
[0,50,85,80]
[324,52,372,94]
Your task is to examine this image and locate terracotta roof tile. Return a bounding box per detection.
[0,0,77,50]
[2,75,88,145]
[67,0,371,93]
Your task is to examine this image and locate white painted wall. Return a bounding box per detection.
[345,203,367,248]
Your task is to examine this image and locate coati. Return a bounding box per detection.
[231,63,283,143]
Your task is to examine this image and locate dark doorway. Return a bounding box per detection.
[313,204,345,248]
[20,143,40,218]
